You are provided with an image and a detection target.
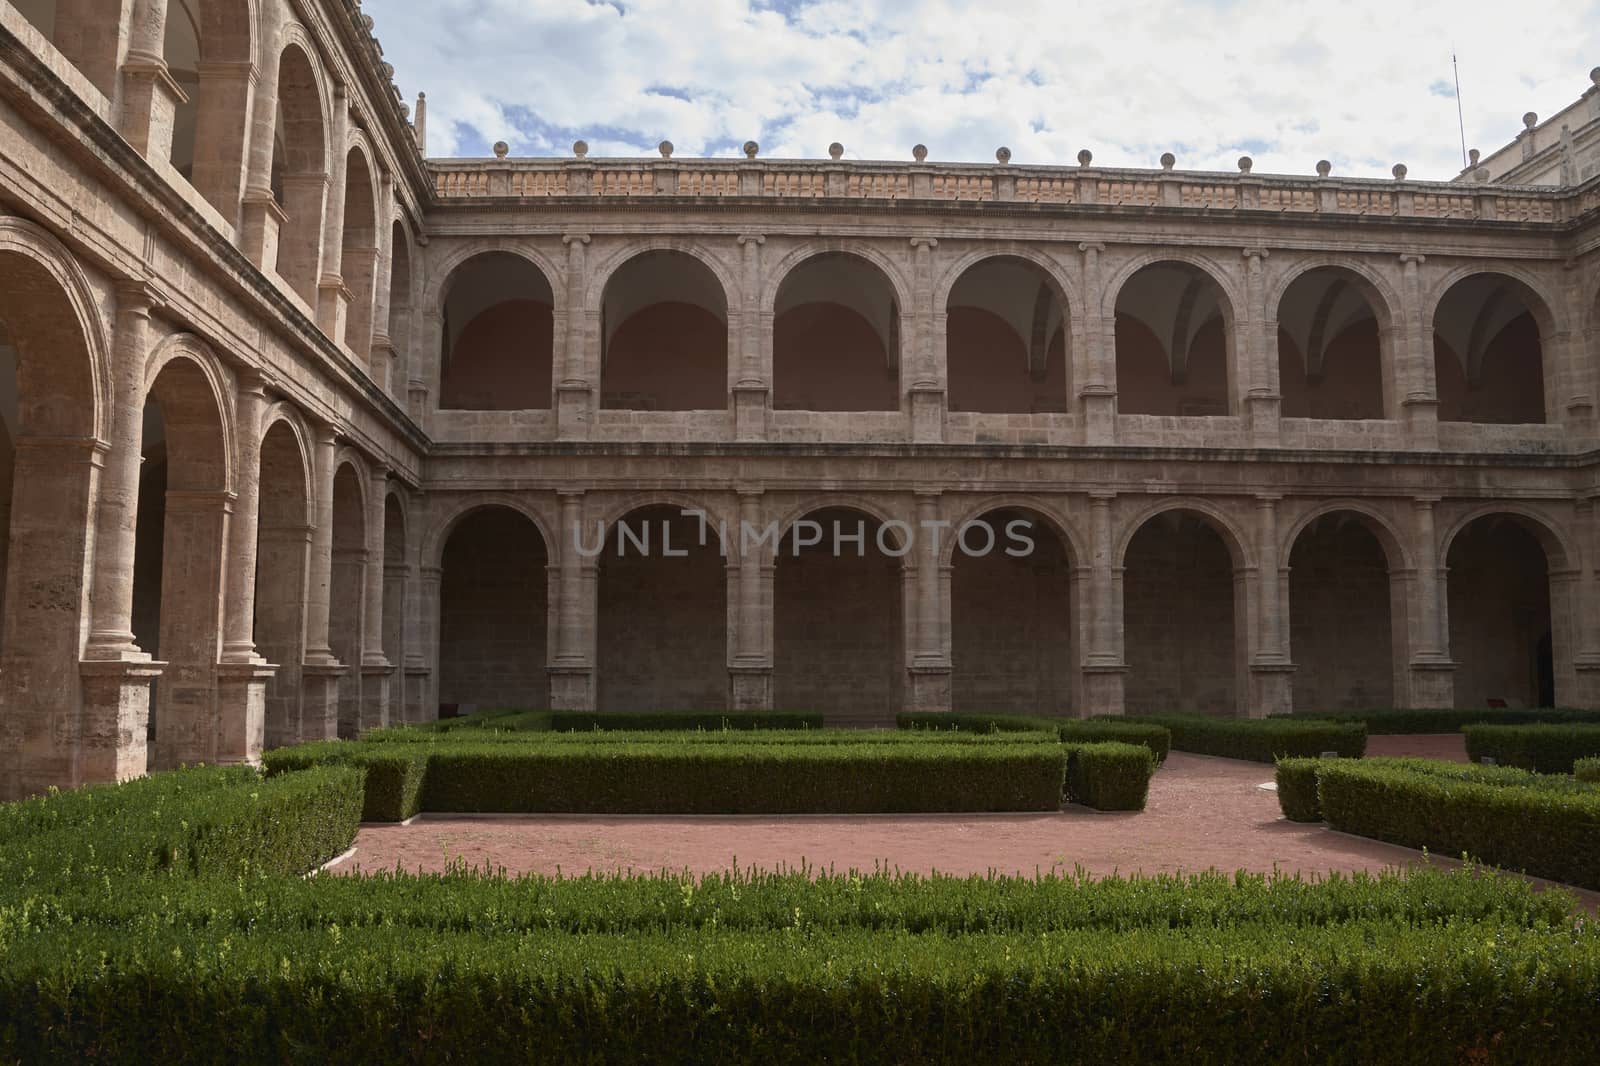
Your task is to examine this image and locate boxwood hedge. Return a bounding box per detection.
[1272,706,1600,734]
[1577,757,1600,784]
[897,712,1171,762]
[1065,742,1156,810]
[550,710,825,732]
[1463,723,1600,774]
[1123,716,1365,762]
[1274,758,1325,822]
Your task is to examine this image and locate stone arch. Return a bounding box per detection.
[271,39,330,305]
[339,141,380,364]
[1108,252,1241,417]
[773,502,908,724]
[1272,260,1398,420]
[255,409,312,749]
[164,0,256,216]
[436,249,557,410]
[0,221,112,799]
[771,248,907,411]
[947,501,1080,715]
[762,240,914,317]
[424,494,558,571]
[1120,502,1251,715]
[258,401,315,523]
[142,334,237,494]
[1115,498,1252,572]
[596,248,731,411]
[329,456,366,737]
[379,487,408,719]
[383,216,414,388]
[933,245,1085,325]
[1429,267,1561,425]
[771,494,913,561]
[593,491,736,544]
[1279,499,1411,572]
[586,237,741,315]
[596,501,730,710]
[940,495,1086,569]
[422,240,563,314]
[942,253,1075,414]
[1442,507,1574,709]
[437,502,550,713]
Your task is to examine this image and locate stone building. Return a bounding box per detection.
[1,1,1599,799]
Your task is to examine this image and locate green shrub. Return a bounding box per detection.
[1274,758,1325,822]
[1271,706,1600,734]
[1577,757,1600,783]
[265,742,428,821]
[1057,720,1170,763]
[896,712,1058,734]
[1463,723,1600,775]
[1317,759,1600,889]
[548,710,824,732]
[1065,742,1155,810]
[0,763,258,845]
[899,713,1171,762]
[1123,716,1365,762]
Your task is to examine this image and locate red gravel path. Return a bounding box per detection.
[338,733,1595,906]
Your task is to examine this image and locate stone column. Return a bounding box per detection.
[190,60,256,221]
[238,0,286,269]
[1407,495,1454,706]
[733,234,769,441]
[52,0,136,102]
[149,489,230,770]
[300,423,344,739]
[556,234,594,440]
[548,490,595,708]
[1241,248,1280,446]
[906,491,951,712]
[908,237,945,443]
[728,488,773,708]
[359,464,392,731]
[215,368,275,765]
[316,88,352,343]
[1246,494,1293,717]
[1081,490,1127,715]
[117,0,186,163]
[1571,497,1600,705]
[78,285,163,785]
[1398,254,1439,448]
[1076,242,1116,444]
[369,177,397,391]
[409,564,441,722]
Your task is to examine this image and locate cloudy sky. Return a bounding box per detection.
[371,0,1600,180]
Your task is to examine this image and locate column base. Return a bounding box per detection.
[549,663,595,711]
[1078,388,1116,445]
[1406,658,1456,708]
[733,383,769,442]
[905,663,952,713]
[360,662,394,733]
[317,278,352,347]
[1245,391,1281,447]
[1247,662,1297,718]
[239,192,287,274]
[1403,396,1439,450]
[1572,658,1600,708]
[78,658,165,787]
[556,382,594,441]
[909,383,945,444]
[403,665,431,724]
[1080,661,1128,716]
[300,661,347,742]
[216,660,276,766]
[728,663,773,710]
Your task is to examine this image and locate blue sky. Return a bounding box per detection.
[371,0,1600,180]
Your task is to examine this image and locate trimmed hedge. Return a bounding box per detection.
[1272,706,1600,734]
[897,712,1171,762]
[1066,742,1155,811]
[548,710,825,732]
[265,743,429,821]
[1058,720,1170,763]
[1274,758,1325,822]
[1463,723,1600,775]
[416,741,1066,814]
[897,712,1058,734]
[1317,758,1600,889]
[1577,757,1600,784]
[1123,716,1366,762]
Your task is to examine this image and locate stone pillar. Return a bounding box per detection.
[190,60,256,220]
[359,464,392,731]
[1076,242,1116,444]
[316,88,352,343]
[1247,494,1293,717]
[117,0,186,163]
[908,237,945,443]
[238,0,285,269]
[149,490,230,770]
[1407,495,1454,706]
[1571,497,1600,705]
[409,564,441,721]
[1081,490,1127,715]
[52,0,136,102]
[733,234,769,441]
[906,491,952,712]
[1240,248,1280,446]
[300,423,344,739]
[556,234,594,440]
[215,368,274,765]
[1398,254,1439,448]
[549,490,595,708]
[729,488,773,708]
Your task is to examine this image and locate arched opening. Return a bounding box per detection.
[600,251,728,410]
[381,493,407,721]
[0,244,101,798]
[271,44,327,305]
[255,419,310,751]
[1433,274,1549,424]
[1114,262,1233,416]
[774,253,900,411]
[774,506,905,724]
[945,258,1070,414]
[950,507,1075,713]
[163,0,202,182]
[339,147,379,364]
[1447,515,1555,708]
[438,507,549,713]
[132,354,229,770]
[1288,512,1395,711]
[438,252,555,410]
[1276,268,1387,420]
[329,464,365,738]
[1123,510,1240,714]
[384,221,412,389]
[597,504,727,710]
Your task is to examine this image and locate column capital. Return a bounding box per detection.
[556,487,586,500]
[1399,253,1426,268]
[1241,246,1271,263]
[1087,489,1116,504]
[1077,241,1106,254]
[114,277,168,311]
[562,232,591,246]
[1413,493,1443,507]
[737,233,766,246]
[1254,492,1283,505]
[735,485,764,500]
[235,364,269,397]
[909,236,939,250]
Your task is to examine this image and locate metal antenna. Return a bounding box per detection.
[1453,53,1468,169]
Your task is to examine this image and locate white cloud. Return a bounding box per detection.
[369,0,1600,179]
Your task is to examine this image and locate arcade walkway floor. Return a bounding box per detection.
[335,734,1600,908]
